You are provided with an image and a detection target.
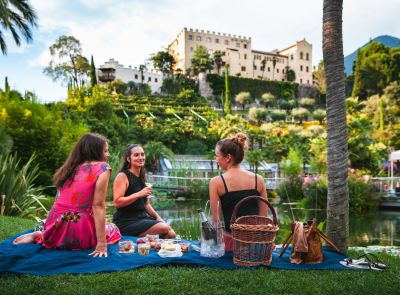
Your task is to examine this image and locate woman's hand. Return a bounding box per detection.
[138,186,152,198]
[89,241,108,258]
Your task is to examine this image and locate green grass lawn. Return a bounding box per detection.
[0,216,399,295]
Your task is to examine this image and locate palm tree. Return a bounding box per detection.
[143,141,174,173]
[0,0,38,55]
[261,58,266,79]
[323,0,349,252]
[272,56,277,80]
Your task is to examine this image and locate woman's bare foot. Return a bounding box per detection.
[13,231,42,244]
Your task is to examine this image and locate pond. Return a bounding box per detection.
[148,197,400,246]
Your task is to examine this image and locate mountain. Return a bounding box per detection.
[344,35,400,75]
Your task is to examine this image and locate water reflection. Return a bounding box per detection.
[154,198,400,246]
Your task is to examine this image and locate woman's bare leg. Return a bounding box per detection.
[140,223,176,239]
[13,231,42,244]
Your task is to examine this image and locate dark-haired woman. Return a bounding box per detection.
[13,133,121,257]
[112,144,176,238]
[209,133,268,251]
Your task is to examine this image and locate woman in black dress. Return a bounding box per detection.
[113,144,176,238]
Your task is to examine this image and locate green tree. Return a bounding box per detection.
[191,45,213,75]
[272,56,277,80]
[323,0,349,252]
[248,107,267,126]
[314,60,326,94]
[0,0,38,55]
[143,141,174,173]
[43,35,90,88]
[150,50,176,77]
[89,55,97,88]
[312,109,326,124]
[235,91,251,110]
[213,50,225,75]
[224,64,231,115]
[261,58,267,79]
[0,123,13,154]
[246,149,264,173]
[291,107,310,123]
[285,66,296,82]
[261,92,276,108]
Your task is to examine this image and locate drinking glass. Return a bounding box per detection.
[145,182,155,198]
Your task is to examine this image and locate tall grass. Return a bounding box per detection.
[0,153,53,219]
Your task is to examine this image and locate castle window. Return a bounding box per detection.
[277,68,279,73]
[215,38,219,44]
[300,65,303,71]
[244,44,247,49]
[224,40,229,45]
[188,34,193,40]
[300,51,304,59]
[244,54,247,60]
[291,54,293,60]
[236,42,240,48]
[196,36,202,41]
[241,66,246,71]
[268,67,270,72]
[155,78,158,83]
[148,77,151,82]
[207,37,212,42]
[254,65,257,70]
[306,66,309,72]
[134,74,138,79]
[306,53,309,60]
[300,78,303,83]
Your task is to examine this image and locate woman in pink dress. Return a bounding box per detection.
[13,133,121,257]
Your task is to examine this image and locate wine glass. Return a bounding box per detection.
[145,182,155,198]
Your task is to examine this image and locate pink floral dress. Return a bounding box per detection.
[38,162,121,250]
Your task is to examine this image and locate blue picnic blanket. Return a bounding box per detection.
[0,231,349,276]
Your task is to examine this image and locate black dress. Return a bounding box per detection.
[113,170,160,236]
[219,173,260,232]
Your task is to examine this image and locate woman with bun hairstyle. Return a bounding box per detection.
[113,144,176,238]
[13,133,121,257]
[209,133,268,251]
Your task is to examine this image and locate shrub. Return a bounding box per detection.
[303,175,379,213]
[0,153,53,219]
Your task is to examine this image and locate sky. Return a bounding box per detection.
[0,0,399,102]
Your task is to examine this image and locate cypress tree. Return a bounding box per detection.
[4,76,10,100]
[224,64,231,115]
[90,55,97,88]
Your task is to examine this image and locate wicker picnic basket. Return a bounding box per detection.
[230,196,279,266]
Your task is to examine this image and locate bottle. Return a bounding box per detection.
[197,208,216,242]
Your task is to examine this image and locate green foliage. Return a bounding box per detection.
[285,66,296,82]
[212,50,225,74]
[281,148,303,177]
[248,107,267,126]
[224,64,231,115]
[89,55,97,88]
[150,50,176,76]
[0,93,88,185]
[161,75,197,95]
[246,149,264,173]
[312,109,326,124]
[206,73,298,102]
[143,141,174,173]
[190,45,214,75]
[0,0,38,55]
[299,98,315,109]
[0,123,12,155]
[235,91,251,109]
[277,176,304,201]
[261,92,276,107]
[303,174,379,213]
[352,42,400,99]
[43,35,90,88]
[269,109,286,121]
[313,60,326,94]
[184,140,208,155]
[291,107,310,123]
[0,153,53,219]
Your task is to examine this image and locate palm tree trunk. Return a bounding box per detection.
[323,0,349,253]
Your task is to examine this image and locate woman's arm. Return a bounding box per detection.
[145,201,164,222]
[113,173,152,208]
[209,177,222,222]
[257,174,268,216]
[90,169,110,257]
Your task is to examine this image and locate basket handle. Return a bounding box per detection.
[230,196,278,227]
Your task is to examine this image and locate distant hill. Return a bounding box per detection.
[344,35,400,75]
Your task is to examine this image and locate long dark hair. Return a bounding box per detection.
[121,144,147,183]
[53,133,108,188]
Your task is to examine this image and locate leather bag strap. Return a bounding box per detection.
[316,229,341,253]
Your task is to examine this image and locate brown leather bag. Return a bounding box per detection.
[278,219,341,264]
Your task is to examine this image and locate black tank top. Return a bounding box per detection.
[114,169,147,219]
[219,173,260,232]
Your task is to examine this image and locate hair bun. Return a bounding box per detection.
[231,133,248,150]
